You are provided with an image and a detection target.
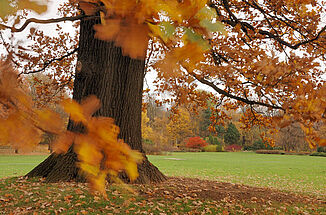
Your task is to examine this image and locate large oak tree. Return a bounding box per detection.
[0,0,325,185]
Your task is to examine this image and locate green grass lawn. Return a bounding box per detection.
[1,152,325,196]
[148,152,326,196]
[0,155,48,178]
[0,152,325,214]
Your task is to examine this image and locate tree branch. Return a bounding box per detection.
[0,14,92,33]
[192,73,285,111]
[216,0,326,50]
[19,47,79,76]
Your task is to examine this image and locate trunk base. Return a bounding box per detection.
[27,151,166,184]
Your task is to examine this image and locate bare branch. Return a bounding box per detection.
[19,47,79,76]
[216,0,326,50]
[258,25,326,49]
[0,14,91,33]
[192,73,285,111]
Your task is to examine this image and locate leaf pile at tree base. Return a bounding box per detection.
[0,176,325,214]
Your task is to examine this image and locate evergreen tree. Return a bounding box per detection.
[224,123,240,145]
[199,108,212,137]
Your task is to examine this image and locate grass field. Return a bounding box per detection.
[0,152,325,214]
[148,152,326,196]
[0,155,47,178]
[0,152,325,196]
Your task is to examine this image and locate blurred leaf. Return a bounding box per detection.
[17,0,48,14]
[95,20,149,59]
[35,109,64,134]
[195,6,217,20]
[184,28,210,51]
[125,161,139,181]
[75,136,103,167]
[0,0,14,19]
[199,20,226,34]
[61,99,86,123]
[94,19,121,41]
[149,21,175,43]
[80,95,101,118]
[52,131,75,154]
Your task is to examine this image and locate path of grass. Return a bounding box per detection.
[148,152,326,197]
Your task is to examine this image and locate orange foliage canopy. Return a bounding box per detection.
[76,0,326,147]
[1,0,324,148]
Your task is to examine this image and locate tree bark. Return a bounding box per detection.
[27,17,166,184]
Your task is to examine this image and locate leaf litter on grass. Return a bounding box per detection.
[0,176,325,214]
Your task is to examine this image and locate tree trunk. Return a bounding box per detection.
[27,17,166,184]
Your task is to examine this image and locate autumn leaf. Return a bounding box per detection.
[95,19,149,59]
[61,99,86,122]
[75,135,103,167]
[61,96,100,123]
[183,28,210,51]
[89,171,107,196]
[17,0,48,14]
[0,0,48,18]
[35,109,64,134]
[0,0,14,18]
[58,95,143,196]
[94,19,121,41]
[114,22,150,59]
[80,95,101,117]
[0,62,66,153]
[52,131,75,154]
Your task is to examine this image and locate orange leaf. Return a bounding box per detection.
[80,95,101,118]
[35,109,64,134]
[61,99,86,123]
[94,19,121,41]
[52,131,75,154]
[115,22,149,59]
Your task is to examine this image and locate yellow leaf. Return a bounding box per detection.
[61,99,86,123]
[79,162,100,177]
[75,135,103,167]
[125,161,139,181]
[17,0,48,14]
[89,171,107,196]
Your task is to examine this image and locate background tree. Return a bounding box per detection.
[141,110,153,141]
[224,123,240,145]
[276,123,308,152]
[166,107,194,146]
[199,107,212,137]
